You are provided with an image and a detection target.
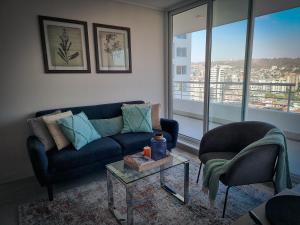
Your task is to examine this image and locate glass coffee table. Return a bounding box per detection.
[106,153,189,225]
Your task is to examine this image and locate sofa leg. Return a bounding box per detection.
[196,162,202,184]
[47,185,53,201]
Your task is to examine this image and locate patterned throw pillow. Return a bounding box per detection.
[58,112,101,150]
[43,111,73,150]
[121,104,152,133]
[90,116,123,137]
[27,110,61,151]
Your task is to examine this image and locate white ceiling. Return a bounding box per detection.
[114,0,300,13]
[114,0,300,35]
[113,0,189,10]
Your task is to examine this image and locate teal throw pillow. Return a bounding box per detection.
[58,112,101,150]
[90,116,123,137]
[121,104,152,133]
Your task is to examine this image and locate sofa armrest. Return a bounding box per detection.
[27,136,49,186]
[160,118,179,147]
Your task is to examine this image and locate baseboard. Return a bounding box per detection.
[0,171,33,185]
[177,142,198,155]
[177,134,200,155]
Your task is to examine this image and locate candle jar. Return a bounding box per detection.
[151,133,167,160]
[143,146,151,158]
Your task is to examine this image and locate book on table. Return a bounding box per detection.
[124,151,172,172]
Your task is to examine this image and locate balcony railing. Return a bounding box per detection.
[173,81,300,112]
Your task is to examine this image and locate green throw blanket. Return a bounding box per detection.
[202,128,292,204]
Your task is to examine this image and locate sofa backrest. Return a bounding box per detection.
[35,100,144,119]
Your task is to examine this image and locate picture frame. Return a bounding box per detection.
[39,15,91,73]
[93,23,132,73]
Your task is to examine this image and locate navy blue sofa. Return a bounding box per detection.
[27,101,179,200]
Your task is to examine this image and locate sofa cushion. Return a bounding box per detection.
[111,130,173,155]
[200,152,237,164]
[47,137,122,172]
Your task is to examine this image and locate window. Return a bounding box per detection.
[249,7,300,113]
[176,65,187,75]
[177,34,187,39]
[176,47,187,57]
[169,1,300,176]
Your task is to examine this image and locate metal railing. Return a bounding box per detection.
[173,81,300,112]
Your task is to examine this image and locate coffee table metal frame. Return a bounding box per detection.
[106,154,189,225]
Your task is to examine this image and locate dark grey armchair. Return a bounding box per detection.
[196,121,279,217]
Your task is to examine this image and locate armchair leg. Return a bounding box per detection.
[47,185,53,201]
[222,186,230,218]
[196,162,202,184]
[272,181,278,195]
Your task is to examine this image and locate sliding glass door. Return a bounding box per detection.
[208,0,250,130]
[170,0,250,140]
[171,4,208,140]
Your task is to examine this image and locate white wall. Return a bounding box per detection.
[0,0,165,183]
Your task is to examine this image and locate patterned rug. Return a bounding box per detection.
[18,156,273,225]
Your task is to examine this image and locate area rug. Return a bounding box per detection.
[18,156,273,225]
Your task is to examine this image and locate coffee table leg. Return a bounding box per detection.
[107,170,114,211]
[184,161,189,204]
[107,170,133,225]
[160,162,189,204]
[160,165,166,186]
[126,185,134,225]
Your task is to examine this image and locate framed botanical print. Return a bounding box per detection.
[93,23,132,73]
[39,16,91,73]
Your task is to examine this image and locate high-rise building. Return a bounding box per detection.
[173,33,192,100]
[172,34,191,82]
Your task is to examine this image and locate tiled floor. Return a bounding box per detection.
[0,148,197,225]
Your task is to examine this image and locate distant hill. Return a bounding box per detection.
[251,58,300,72]
[194,58,300,71]
[192,58,300,76]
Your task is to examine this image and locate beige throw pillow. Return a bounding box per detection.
[151,103,162,130]
[43,111,73,150]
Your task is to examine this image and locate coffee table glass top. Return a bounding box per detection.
[106,153,188,184]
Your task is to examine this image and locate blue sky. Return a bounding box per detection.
[191,6,300,62]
